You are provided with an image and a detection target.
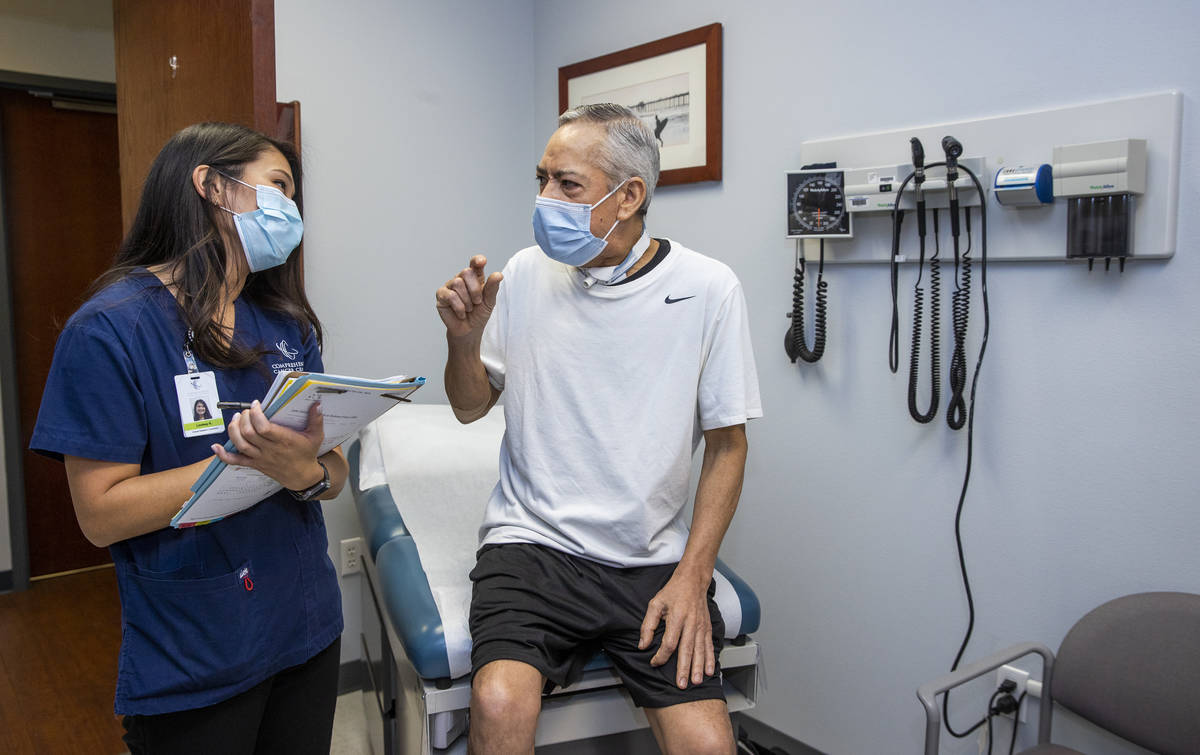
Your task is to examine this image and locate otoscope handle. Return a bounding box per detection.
[911,137,926,177]
[942,135,963,236]
[911,138,927,236]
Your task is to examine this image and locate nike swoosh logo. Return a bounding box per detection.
[664,295,695,304]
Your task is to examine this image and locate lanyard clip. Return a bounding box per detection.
[183,329,199,376]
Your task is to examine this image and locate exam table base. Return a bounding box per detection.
[359,549,759,754]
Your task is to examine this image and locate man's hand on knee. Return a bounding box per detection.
[638,571,716,689]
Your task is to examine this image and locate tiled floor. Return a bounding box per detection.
[332,692,370,755]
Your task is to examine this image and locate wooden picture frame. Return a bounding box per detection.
[558,23,722,186]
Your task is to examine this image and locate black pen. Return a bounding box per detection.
[217,401,256,411]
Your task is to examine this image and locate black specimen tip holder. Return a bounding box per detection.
[1067,193,1134,262]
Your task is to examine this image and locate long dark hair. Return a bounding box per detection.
[91,122,321,370]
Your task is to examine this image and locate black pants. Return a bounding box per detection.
[121,637,341,755]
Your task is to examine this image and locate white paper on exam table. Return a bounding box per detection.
[373,404,506,679]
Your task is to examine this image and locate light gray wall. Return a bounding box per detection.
[533,1,1199,753]
[274,0,536,664]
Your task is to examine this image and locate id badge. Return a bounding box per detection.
[175,371,226,438]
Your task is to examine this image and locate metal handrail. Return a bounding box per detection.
[917,642,1055,755]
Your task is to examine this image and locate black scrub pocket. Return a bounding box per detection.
[119,562,267,703]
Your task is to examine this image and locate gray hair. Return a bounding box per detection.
[558,103,660,216]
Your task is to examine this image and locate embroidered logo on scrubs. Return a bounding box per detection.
[239,566,254,592]
[275,339,299,360]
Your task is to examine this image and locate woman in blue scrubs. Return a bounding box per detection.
[31,123,346,754]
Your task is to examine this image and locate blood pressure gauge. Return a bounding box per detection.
[787,170,852,238]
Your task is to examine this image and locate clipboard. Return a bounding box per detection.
[172,372,426,527]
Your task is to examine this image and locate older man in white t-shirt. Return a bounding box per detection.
[435,103,761,755]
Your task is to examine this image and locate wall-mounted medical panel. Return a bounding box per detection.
[842,158,987,214]
[795,92,1181,264]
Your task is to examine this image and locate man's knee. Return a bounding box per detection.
[693,729,737,755]
[664,726,735,755]
[470,661,543,727]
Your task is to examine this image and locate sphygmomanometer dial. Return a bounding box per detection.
[787,170,852,238]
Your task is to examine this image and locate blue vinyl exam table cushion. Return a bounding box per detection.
[347,438,761,682]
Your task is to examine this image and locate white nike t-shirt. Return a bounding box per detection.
[479,238,762,567]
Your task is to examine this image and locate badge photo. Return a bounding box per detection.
[174,371,226,438]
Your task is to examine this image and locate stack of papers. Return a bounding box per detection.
[171,372,425,527]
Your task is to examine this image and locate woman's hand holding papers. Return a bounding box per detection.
[213,401,327,491]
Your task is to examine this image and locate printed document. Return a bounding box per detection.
[172,373,425,527]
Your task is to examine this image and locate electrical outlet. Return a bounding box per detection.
[340,537,364,576]
[997,665,1030,722]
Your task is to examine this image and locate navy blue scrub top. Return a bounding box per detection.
[30,271,343,716]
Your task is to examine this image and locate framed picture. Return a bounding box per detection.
[558,23,722,186]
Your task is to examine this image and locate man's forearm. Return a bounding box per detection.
[445,331,498,423]
[676,424,748,580]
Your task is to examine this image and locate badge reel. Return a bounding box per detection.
[175,336,226,438]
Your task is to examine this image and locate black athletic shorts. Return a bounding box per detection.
[468,543,726,708]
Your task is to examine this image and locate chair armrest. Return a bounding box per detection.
[917,641,1055,755]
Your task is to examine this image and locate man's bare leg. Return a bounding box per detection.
[644,698,736,755]
[468,660,544,755]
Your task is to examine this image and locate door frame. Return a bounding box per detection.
[0,70,117,592]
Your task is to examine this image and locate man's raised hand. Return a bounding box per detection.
[436,255,503,339]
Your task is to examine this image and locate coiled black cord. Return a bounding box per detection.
[908,210,941,423]
[890,158,993,739]
[941,163,991,739]
[785,239,827,363]
[946,208,972,429]
[889,211,906,373]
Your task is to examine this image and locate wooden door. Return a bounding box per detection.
[113,0,278,230]
[2,0,296,588]
[0,89,123,577]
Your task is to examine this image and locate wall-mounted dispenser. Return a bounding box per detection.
[993,164,1053,207]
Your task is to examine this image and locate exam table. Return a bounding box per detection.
[350,404,762,754]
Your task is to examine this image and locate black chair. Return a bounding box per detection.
[917,591,1200,754]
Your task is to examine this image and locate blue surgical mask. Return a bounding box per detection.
[579,230,651,287]
[217,172,304,273]
[532,178,628,268]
